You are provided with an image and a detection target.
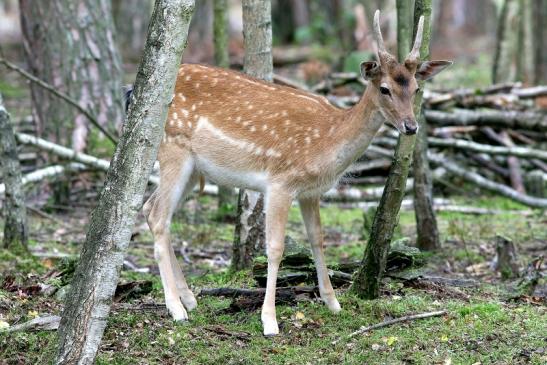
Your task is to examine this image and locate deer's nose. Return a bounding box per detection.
[403,119,418,135]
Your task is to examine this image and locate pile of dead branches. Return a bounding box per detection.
[313,75,547,208]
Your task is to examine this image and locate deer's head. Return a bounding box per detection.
[361,11,452,135]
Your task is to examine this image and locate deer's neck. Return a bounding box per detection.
[332,87,384,173]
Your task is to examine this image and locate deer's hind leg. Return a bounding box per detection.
[144,147,198,321]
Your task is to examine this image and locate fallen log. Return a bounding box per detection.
[427,136,547,161]
[424,109,547,132]
[0,163,86,195]
[428,153,547,208]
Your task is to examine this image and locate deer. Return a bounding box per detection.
[142,10,451,336]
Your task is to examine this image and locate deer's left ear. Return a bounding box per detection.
[415,60,452,81]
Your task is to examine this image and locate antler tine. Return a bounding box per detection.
[373,10,386,54]
[407,15,424,61]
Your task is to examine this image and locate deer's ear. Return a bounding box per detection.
[360,61,381,80]
[415,60,452,81]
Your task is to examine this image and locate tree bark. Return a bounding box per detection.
[213,0,236,211]
[0,93,28,251]
[516,0,535,83]
[351,1,433,298]
[112,0,154,61]
[232,0,272,271]
[19,0,124,150]
[54,1,195,364]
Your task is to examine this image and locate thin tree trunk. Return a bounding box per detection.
[54,1,195,363]
[351,2,433,298]
[516,0,534,83]
[112,0,154,61]
[213,0,236,211]
[412,0,439,251]
[0,93,28,251]
[396,0,413,59]
[492,0,519,83]
[232,0,272,271]
[533,0,547,84]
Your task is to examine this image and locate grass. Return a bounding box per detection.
[0,194,545,364]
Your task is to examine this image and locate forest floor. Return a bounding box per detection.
[0,191,545,365]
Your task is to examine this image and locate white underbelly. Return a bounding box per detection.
[195,156,268,193]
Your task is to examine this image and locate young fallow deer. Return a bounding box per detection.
[143,10,451,336]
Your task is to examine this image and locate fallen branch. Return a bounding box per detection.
[427,137,547,161]
[332,310,447,345]
[0,163,86,195]
[429,153,547,208]
[0,57,118,144]
[424,109,547,132]
[4,315,61,333]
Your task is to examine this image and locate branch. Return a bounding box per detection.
[0,163,86,195]
[332,310,447,345]
[429,153,547,208]
[0,57,118,144]
[424,108,547,132]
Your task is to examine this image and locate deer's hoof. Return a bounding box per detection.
[262,319,279,337]
[167,299,189,321]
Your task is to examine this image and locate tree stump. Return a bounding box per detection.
[493,235,520,279]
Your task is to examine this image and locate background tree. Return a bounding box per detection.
[213,0,236,212]
[54,1,195,363]
[19,0,124,151]
[112,0,154,62]
[411,0,440,251]
[232,0,273,271]
[19,0,124,204]
[0,92,27,251]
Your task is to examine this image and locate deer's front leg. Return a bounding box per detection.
[299,197,341,313]
[261,188,292,336]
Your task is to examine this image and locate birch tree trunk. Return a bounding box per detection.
[232,0,272,271]
[54,1,195,363]
[351,2,433,298]
[213,0,236,211]
[0,93,28,251]
[412,0,440,251]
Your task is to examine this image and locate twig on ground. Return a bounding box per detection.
[332,310,447,345]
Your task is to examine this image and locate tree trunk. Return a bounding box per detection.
[54,1,195,363]
[516,0,535,83]
[0,93,28,251]
[232,0,272,271]
[19,0,124,205]
[213,0,236,211]
[412,0,440,251]
[492,0,519,83]
[112,0,154,62]
[19,0,124,150]
[533,0,547,84]
[351,1,433,298]
[396,0,413,59]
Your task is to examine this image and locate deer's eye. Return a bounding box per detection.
[379,86,391,96]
